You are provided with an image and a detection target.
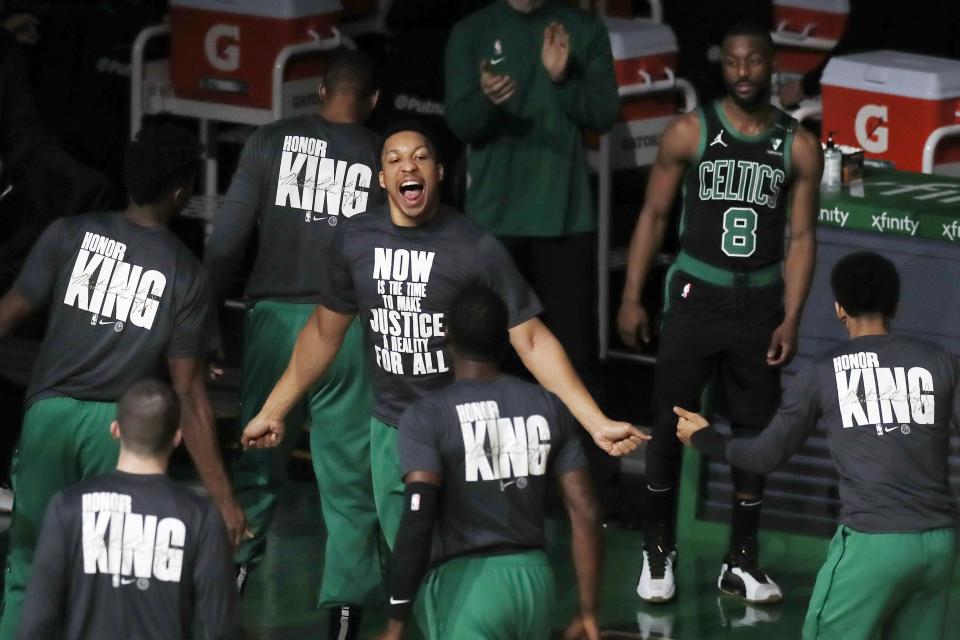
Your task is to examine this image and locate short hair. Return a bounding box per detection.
[830,251,900,319]
[324,50,378,97]
[381,119,440,158]
[123,123,201,206]
[723,21,774,54]
[116,379,181,456]
[447,283,510,362]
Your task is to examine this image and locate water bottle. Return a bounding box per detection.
[822,131,842,190]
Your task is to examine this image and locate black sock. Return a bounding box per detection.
[729,497,762,553]
[328,605,363,640]
[644,483,677,550]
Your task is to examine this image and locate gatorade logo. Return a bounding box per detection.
[854,104,889,154]
[204,24,240,72]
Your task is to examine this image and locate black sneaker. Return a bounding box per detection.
[328,605,362,640]
[718,543,782,604]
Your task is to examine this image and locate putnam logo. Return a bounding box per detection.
[81,492,186,588]
[65,232,167,330]
[833,352,935,429]
[457,401,551,483]
[275,135,373,219]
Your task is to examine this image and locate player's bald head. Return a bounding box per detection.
[323,50,378,98]
[116,379,180,456]
[447,283,509,362]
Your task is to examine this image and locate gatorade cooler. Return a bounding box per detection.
[772,0,848,75]
[169,0,342,108]
[595,18,679,170]
[821,51,960,173]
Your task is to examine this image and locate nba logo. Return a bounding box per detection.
[494,40,502,55]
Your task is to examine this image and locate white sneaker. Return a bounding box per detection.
[718,550,783,604]
[636,547,677,603]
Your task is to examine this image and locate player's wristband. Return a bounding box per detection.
[387,482,439,622]
[691,428,729,462]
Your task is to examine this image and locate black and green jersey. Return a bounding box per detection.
[681,101,797,273]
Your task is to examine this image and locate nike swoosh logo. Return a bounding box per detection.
[99,320,115,325]
[312,216,324,221]
[490,57,506,65]
[884,425,900,432]
[499,479,516,491]
[120,578,135,585]
[389,597,410,605]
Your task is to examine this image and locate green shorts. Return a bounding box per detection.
[419,550,556,640]
[803,525,957,640]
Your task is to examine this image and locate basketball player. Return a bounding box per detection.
[242,122,645,564]
[0,124,245,639]
[677,251,959,640]
[374,283,603,640]
[617,22,823,603]
[203,50,383,634]
[19,380,240,640]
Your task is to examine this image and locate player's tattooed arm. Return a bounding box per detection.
[169,356,250,548]
[0,288,34,338]
[559,468,602,640]
[510,317,650,456]
[242,306,353,448]
[618,112,699,347]
[768,126,822,367]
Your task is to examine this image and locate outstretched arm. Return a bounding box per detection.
[618,112,698,346]
[510,317,649,456]
[241,306,353,448]
[676,366,822,474]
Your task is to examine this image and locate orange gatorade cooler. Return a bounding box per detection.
[772,0,848,75]
[169,0,342,108]
[600,17,679,170]
[821,51,960,173]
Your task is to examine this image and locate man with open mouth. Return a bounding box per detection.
[241,121,646,636]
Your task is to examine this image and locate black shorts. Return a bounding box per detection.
[652,267,784,428]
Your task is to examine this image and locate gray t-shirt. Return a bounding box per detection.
[14,213,216,405]
[203,114,384,304]
[399,375,588,562]
[718,334,960,533]
[325,205,542,426]
[18,471,239,640]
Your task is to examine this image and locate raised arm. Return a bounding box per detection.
[168,357,247,548]
[617,112,699,346]
[444,21,504,143]
[241,306,353,448]
[557,467,603,640]
[766,127,823,367]
[548,18,619,132]
[510,317,648,456]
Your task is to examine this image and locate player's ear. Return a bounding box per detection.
[438,163,445,182]
[318,82,327,103]
[379,170,385,189]
[172,429,183,449]
[109,420,121,441]
[370,89,380,111]
[834,302,844,321]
